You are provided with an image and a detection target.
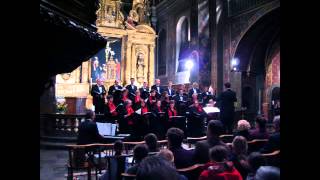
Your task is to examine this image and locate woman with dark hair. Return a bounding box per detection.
[147,89,157,109]
[104,95,119,123]
[199,145,242,180]
[151,100,165,138]
[161,91,170,111]
[250,116,269,139]
[166,100,178,131]
[132,90,142,111]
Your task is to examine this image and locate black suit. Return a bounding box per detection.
[108,85,123,95]
[139,87,150,99]
[125,84,138,98]
[77,119,102,145]
[202,91,215,104]
[91,84,107,114]
[170,147,195,169]
[151,85,163,99]
[188,88,201,98]
[164,87,175,99]
[216,89,237,133]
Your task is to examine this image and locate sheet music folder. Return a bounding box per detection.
[96,122,117,136]
[203,107,220,114]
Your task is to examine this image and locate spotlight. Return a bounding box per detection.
[233,67,237,71]
[185,59,194,70]
[231,58,238,66]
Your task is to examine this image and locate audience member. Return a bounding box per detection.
[254,166,280,180]
[193,120,227,164]
[136,156,180,180]
[260,116,280,153]
[230,136,250,179]
[166,127,194,168]
[250,116,269,139]
[234,120,252,140]
[246,152,266,180]
[144,133,159,153]
[199,145,243,180]
[77,110,103,145]
[126,144,149,175]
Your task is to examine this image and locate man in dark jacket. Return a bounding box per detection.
[164,80,176,99]
[91,78,107,114]
[77,110,103,145]
[151,79,163,99]
[216,82,237,134]
[126,78,138,100]
[167,127,194,169]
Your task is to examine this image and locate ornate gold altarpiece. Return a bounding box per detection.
[55,0,156,110]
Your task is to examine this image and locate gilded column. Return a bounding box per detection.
[148,44,155,86]
[125,42,132,85]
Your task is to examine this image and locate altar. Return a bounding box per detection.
[55,0,156,113]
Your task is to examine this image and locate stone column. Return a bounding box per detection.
[149,44,155,87]
[125,42,132,85]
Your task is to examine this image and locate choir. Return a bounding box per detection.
[91,78,218,140]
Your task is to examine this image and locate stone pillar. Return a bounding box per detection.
[149,44,155,87]
[125,42,132,85]
[209,0,218,91]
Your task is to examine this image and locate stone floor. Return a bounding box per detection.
[40,149,69,180]
[40,149,104,180]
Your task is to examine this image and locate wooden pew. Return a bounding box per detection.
[247,139,269,153]
[177,164,205,180]
[262,150,280,167]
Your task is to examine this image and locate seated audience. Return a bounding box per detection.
[234,120,252,141]
[99,140,124,180]
[260,116,280,153]
[250,116,269,139]
[246,152,266,180]
[166,127,194,168]
[136,156,181,180]
[199,145,243,180]
[158,149,188,180]
[193,120,227,164]
[144,133,159,153]
[77,110,103,145]
[230,136,250,179]
[254,166,280,180]
[126,144,149,175]
[114,140,124,156]
[158,149,174,164]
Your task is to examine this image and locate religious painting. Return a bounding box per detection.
[90,37,122,84]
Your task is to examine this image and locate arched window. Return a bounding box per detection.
[157,29,167,76]
[176,16,190,72]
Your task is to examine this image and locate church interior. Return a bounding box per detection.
[40,0,280,179]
